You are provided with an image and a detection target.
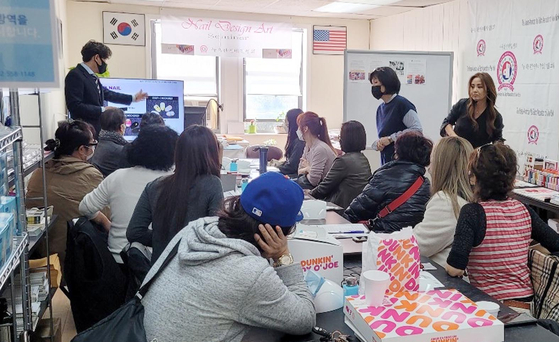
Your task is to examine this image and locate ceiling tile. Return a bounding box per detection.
[75,0,455,19]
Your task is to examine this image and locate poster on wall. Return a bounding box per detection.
[0,0,60,88]
[160,11,292,58]
[406,59,426,85]
[103,12,146,46]
[464,0,559,161]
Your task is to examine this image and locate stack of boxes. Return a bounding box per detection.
[7,269,49,332]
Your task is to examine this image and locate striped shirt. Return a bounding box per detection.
[468,200,533,300]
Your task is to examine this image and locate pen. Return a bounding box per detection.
[329,230,366,234]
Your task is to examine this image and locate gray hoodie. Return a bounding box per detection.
[142,217,316,342]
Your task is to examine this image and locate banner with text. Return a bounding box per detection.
[464,0,559,161]
[161,13,292,58]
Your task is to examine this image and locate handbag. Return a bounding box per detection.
[71,241,180,342]
[367,176,425,228]
[528,248,559,320]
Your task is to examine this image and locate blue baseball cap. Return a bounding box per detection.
[240,172,304,227]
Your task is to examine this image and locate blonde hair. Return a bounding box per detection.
[430,136,475,217]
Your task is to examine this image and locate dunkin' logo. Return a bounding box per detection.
[477,40,486,56]
[497,51,517,91]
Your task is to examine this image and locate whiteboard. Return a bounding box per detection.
[343,50,454,147]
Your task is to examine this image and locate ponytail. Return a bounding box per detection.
[318,117,336,153]
[297,112,336,154]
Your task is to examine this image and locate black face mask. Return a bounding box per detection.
[97,59,108,74]
[371,85,383,100]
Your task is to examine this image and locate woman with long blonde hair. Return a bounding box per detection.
[414,136,474,266]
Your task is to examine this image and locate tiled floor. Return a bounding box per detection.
[42,288,76,342]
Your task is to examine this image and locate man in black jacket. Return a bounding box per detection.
[65,40,148,136]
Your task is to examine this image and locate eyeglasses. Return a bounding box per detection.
[85,140,98,149]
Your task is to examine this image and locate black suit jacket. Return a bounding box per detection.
[65,64,133,135]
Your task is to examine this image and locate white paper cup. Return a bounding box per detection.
[362,270,390,307]
[476,301,500,317]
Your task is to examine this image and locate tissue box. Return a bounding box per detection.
[344,289,504,342]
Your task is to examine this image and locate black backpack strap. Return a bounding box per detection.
[137,240,180,298]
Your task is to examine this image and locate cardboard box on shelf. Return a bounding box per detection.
[29,254,61,288]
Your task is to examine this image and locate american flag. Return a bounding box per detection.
[313,26,347,54]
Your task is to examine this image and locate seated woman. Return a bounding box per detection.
[142,172,315,342]
[344,131,432,233]
[446,143,559,302]
[79,125,178,263]
[278,108,304,177]
[414,136,474,267]
[90,108,129,177]
[140,112,165,129]
[310,120,372,208]
[296,112,337,190]
[27,120,106,270]
[127,125,224,264]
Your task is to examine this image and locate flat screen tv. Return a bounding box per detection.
[101,78,185,140]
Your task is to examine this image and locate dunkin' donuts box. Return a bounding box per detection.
[344,289,504,342]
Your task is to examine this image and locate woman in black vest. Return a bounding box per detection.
[370,67,422,165]
[440,72,504,148]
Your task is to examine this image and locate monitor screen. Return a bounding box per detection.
[100,78,185,140]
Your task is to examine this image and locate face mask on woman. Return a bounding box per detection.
[371,85,384,100]
[296,129,304,141]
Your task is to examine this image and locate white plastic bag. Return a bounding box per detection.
[360,227,421,293]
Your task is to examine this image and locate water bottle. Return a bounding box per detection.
[258,146,269,174]
[241,178,249,192]
[230,159,238,172]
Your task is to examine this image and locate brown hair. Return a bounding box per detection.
[394,131,433,167]
[467,72,498,135]
[340,120,366,153]
[469,142,517,201]
[430,136,474,217]
[296,111,335,154]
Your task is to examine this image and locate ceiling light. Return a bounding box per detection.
[314,2,379,13]
[342,0,401,4]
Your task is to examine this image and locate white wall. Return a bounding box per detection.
[64,1,370,135]
[369,0,470,102]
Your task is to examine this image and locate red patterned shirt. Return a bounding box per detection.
[468,200,533,300]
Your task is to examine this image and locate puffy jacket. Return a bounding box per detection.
[344,160,430,233]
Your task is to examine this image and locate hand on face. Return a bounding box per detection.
[254,224,289,261]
